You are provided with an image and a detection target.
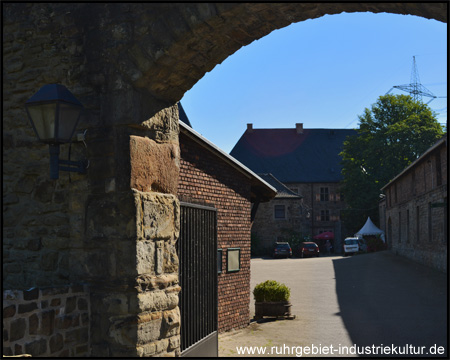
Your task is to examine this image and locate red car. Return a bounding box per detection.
[299,242,320,258]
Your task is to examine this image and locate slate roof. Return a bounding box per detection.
[178,103,192,128]
[257,173,302,199]
[230,127,357,183]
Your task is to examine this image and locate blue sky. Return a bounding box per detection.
[180,12,447,153]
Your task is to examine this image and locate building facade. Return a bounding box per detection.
[177,118,275,333]
[380,136,447,272]
[250,174,304,253]
[230,124,356,254]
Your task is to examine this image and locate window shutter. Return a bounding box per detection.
[316,215,321,222]
[315,194,320,202]
[336,193,341,202]
[330,193,335,201]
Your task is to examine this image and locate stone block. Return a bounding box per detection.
[75,344,89,355]
[14,344,23,356]
[102,293,129,315]
[65,327,89,345]
[29,313,39,335]
[40,309,55,336]
[129,135,180,194]
[25,338,47,356]
[3,304,16,318]
[134,190,179,240]
[168,335,180,351]
[49,333,64,353]
[136,313,163,345]
[85,192,137,240]
[162,307,180,337]
[77,297,88,310]
[41,251,59,271]
[136,240,155,275]
[136,290,179,313]
[18,302,38,314]
[65,296,77,314]
[108,315,139,347]
[137,342,156,356]
[23,287,39,300]
[50,298,61,306]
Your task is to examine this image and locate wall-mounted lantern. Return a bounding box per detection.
[25,84,87,180]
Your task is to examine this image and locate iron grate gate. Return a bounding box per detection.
[178,202,218,355]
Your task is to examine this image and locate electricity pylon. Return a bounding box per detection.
[386,56,446,104]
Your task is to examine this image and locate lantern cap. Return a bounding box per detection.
[26,84,82,106]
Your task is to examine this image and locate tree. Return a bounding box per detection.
[340,94,445,233]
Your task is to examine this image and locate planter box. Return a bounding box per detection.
[254,301,294,320]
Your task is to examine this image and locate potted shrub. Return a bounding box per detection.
[253,280,295,320]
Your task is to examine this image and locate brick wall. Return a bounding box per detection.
[383,138,447,272]
[177,134,252,333]
[3,284,90,357]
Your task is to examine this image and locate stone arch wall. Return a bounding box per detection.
[3,3,446,357]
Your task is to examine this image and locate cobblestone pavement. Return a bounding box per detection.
[219,252,447,357]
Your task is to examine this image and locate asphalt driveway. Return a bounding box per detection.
[218,252,447,357]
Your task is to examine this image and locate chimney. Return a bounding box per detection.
[247,123,253,133]
[296,123,303,134]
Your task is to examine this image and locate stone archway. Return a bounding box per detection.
[2,3,446,357]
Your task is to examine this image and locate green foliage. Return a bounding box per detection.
[366,236,387,252]
[340,94,444,232]
[280,229,311,256]
[253,280,291,302]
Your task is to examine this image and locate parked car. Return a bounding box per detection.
[272,242,292,258]
[343,237,359,256]
[299,242,320,258]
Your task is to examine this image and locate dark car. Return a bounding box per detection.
[299,242,320,258]
[272,242,292,258]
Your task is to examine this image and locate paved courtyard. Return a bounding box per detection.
[219,252,447,357]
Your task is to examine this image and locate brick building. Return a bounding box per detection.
[230,123,356,253]
[177,106,276,334]
[380,135,447,272]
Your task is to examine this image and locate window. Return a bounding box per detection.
[217,249,223,274]
[320,187,329,201]
[274,205,286,219]
[320,210,330,222]
[227,248,240,273]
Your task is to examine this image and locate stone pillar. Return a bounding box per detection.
[86,106,182,357]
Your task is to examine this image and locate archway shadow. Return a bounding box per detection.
[332,252,447,357]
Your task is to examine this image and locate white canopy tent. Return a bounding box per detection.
[355,217,385,243]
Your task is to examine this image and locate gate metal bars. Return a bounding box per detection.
[178,202,218,357]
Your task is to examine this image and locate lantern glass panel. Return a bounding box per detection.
[57,102,82,142]
[27,103,57,142]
